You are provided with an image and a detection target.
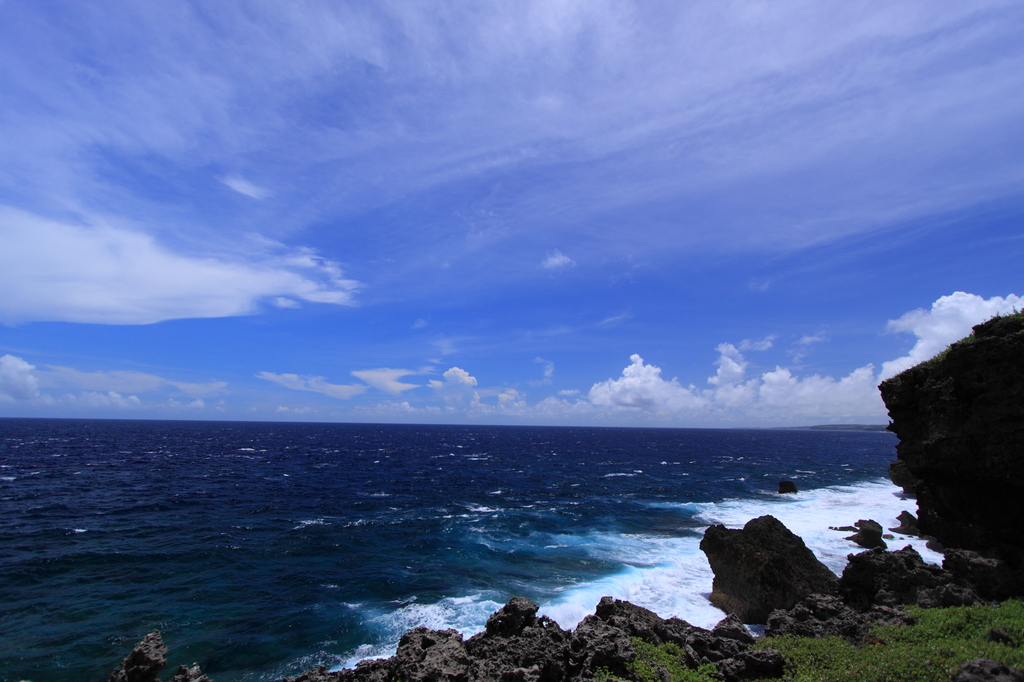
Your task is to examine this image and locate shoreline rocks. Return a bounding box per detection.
[699,515,839,624]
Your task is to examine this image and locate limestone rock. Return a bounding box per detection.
[778,481,797,494]
[393,627,472,682]
[839,545,981,610]
[700,515,839,623]
[879,313,1024,558]
[889,511,919,536]
[887,460,920,495]
[846,519,887,549]
[764,594,870,643]
[567,615,635,679]
[714,649,786,682]
[944,549,1020,601]
[109,631,168,682]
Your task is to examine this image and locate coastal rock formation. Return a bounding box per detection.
[274,597,783,682]
[700,515,839,623]
[846,519,887,550]
[888,511,919,536]
[778,481,798,494]
[765,594,870,642]
[108,631,214,682]
[887,460,920,495]
[838,545,982,610]
[879,312,1024,559]
[109,631,169,682]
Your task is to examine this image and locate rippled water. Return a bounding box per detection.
[0,419,931,682]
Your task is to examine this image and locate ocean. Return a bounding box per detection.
[0,419,940,682]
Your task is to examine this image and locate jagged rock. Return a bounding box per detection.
[483,597,539,637]
[393,627,472,682]
[778,481,797,494]
[568,615,635,679]
[284,666,344,682]
[829,526,857,532]
[167,664,213,682]
[846,519,887,550]
[879,312,1024,558]
[711,614,754,646]
[953,658,1024,682]
[714,649,786,682]
[109,631,168,682]
[944,549,1020,601]
[764,594,869,643]
[888,460,920,495]
[839,545,983,610]
[889,511,919,536]
[594,597,668,644]
[700,515,839,624]
[466,598,569,682]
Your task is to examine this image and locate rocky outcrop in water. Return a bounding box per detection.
[699,515,839,623]
[108,631,212,682]
[879,312,1024,560]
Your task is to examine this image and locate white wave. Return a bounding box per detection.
[538,479,937,631]
[336,593,504,669]
[334,478,935,671]
[293,518,327,530]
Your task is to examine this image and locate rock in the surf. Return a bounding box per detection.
[889,511,919,536]
[846,519,887,549]
[109,630,169,682]
[700,515,839,624]
[778,480,798,494]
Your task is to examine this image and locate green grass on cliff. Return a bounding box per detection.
[917,307,1024,370]
[623,601,1024,682]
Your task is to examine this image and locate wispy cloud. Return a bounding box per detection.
[256,371,367,400]
[542,250,576,270]
[0,207,362,324]
[221,175,269,200]
[350,368,421,395]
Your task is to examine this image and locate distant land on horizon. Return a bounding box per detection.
[773,424,890,431]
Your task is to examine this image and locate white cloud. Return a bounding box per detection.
[0,354,41,401]
[67,391,142,409]
[879,291,1023,379]
[256,371,368,399]
[557,389,580,396]
[530,357,555,386]
[350,368,420,395]
[429,366,480,404]
[738,335,776,352]
[0,207,362,325]
[221,175,269,200]
[588,355,706,412]
[39,365,226,397]
[542,250,576,270]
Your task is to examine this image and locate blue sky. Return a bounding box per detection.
[1,1,1021,426]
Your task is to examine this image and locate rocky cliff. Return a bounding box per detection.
[879,311,1024,561]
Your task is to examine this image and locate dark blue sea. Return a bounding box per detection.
[0,419,936,682]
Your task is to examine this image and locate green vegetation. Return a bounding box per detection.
[917,307,1024,370]
[621,601,1024,682]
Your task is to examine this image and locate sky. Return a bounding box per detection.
[0,1,1022,427]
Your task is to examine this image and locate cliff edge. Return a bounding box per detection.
[879,311,1024,560]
